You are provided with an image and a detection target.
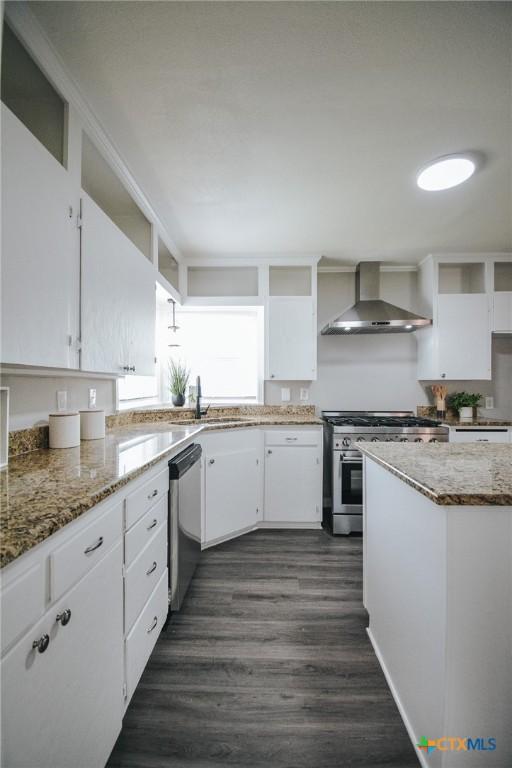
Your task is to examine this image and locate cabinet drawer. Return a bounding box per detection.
[125,468,168,530]
[1,562,45,655]
[450,429,510,443]
[265,429,321,447]
[125,494,168,568]
[125,523,167,633]
[50,502,123,602]
[126,568,168,703]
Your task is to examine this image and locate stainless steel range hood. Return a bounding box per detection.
[321,262,431,335]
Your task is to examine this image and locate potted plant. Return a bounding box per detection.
[447,391,482,420]
[169,360,190,407]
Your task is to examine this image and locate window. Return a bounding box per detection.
[172,307,263,404]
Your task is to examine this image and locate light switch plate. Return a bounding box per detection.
[281,387,291,402]
[485,396,494,409]
[300,388,309,401]
[88,388,97,409]
[56,390,68,412]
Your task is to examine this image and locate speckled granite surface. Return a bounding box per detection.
[1,412,322,568]
[1,424,201,569]
[359,442,512,506]
[417,405,512,427]
[9,405,319,456]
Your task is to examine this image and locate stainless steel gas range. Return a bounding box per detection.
[322,411,449,534]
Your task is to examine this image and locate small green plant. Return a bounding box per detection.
[447,392,482,411]
[169,359,190,397]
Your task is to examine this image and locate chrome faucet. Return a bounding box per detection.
[195,376,202,419]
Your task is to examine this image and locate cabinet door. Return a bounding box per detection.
[267,297,316,380]
[493,293,512,333]
[437,294,491,380]
[205,448,260,543]
[264,446,321,523]
[1,105,79,368]
[80,193,156,375]
[1,543,124,768]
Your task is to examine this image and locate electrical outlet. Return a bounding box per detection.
[300,388,309,401]
[56,390,67,412]
[88,388,97,409]
[281,387,291,402]
[485,396,494,410]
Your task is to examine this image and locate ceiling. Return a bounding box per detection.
[26,1,512,263]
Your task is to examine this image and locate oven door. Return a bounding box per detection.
[332,451,363,515]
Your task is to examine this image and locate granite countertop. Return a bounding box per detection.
[0,424,201,569]
[1,414,322,569]
[358,442,512,506]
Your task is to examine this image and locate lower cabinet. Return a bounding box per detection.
[263,431,322,525]
[1,542,124,768]
[203,430,262,544]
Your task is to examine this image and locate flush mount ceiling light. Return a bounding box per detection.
[416,154,477,191]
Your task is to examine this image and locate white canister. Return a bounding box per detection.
[49,412,80,449]
[79,409,105,440]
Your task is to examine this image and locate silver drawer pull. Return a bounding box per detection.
[56,609,72,626]
[147,518,158,531]
[147,489,158,500]
[32,634,50,653]
[285,437,298,441]
[476,439,489,442]
[84,536,103,555]
[146,561,157,576]
[147,616,158,634]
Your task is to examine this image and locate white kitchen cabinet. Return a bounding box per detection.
[1,542,124,768]
[436,294,491,380]
[1,105,80,369]
[204,440,261,544]
[264,443,322,525]
[449,427,510,443]
[417,255,492,380]
[493,293,512,333]
[266,296,317,380]
[80,192,156,376]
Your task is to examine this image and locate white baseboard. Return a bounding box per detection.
[202,524,257,550]
[367,627,428,768]
[258,521,322,530]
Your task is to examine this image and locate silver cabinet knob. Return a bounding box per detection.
[121,365,130,372]
[129,366,136,372]
[267,449,272,455]
[441,373,446,378]
[209,458,215,465]
[32,634,50,653]
[56,609,72,626]
[270,374,275,378]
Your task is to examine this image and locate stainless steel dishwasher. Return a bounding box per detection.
[168,443,202,611]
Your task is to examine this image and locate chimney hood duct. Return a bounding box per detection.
[321,262,431,335]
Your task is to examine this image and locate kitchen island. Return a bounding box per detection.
[359,442,512,768]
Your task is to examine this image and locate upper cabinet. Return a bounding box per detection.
[492,260,512,334]
[80,194,156,376]
[0,25,80,369]
[416,255,512,381]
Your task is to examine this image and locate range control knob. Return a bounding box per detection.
[356,437,365,442]
[342,437,351,448]
[430,438,438,443]
[399,437,408,442]
[371,437,379,442]
[414,438,422,442]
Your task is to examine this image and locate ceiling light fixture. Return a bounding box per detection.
[416,154,476,191]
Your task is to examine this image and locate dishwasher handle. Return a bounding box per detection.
[169,443,202,479]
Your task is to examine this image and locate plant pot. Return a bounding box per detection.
[458,406,473,420]
[172,393,185,407]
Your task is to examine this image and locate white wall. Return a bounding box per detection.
[265,271,512,417]
[1,372,117,430]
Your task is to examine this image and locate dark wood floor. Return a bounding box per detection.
[108,530,419,768]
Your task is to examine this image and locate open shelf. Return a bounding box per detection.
[1,23,66,166]
[81,133,152,260]
[494,262,512,292]
[187,266,258,297]
[438,262,485,294]
[269,266,312,296]
[158,238,179,291]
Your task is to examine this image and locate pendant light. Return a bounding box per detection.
[168,298,180,348]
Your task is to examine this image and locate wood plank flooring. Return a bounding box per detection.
[108,530,419,768]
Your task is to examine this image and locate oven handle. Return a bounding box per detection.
[339,457,363,464]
